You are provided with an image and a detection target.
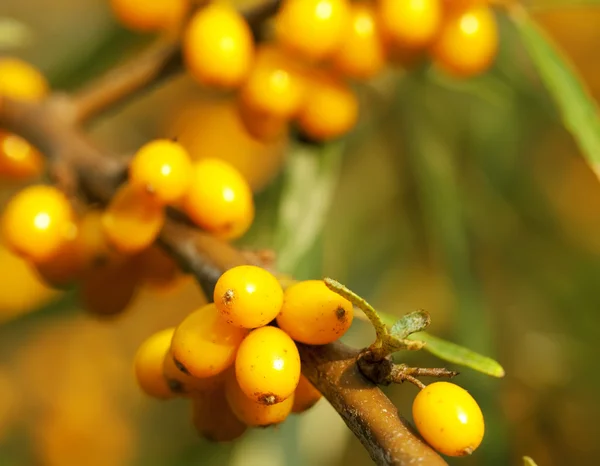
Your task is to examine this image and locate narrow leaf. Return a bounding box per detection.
[523,456,539,466]
[390,310,431,339]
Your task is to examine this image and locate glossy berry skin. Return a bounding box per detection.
[292,374,322,413]
[277,280,353,345]
[134,327,176,399]
[0,132,44,179]
[225,370,294,426]
[101,183,165,254]
[379,0,442,49]
[430,6,498,77]
[170,303,248,379]
[163,350,226,395]
[214,265,284,329]
[184,4,254,88]
[2,185,74,263]
[275,0,350,62]
[235,326,301,405]
[0,58,48,101]
[412,382,485,457]
[332,3,386,79]
[110,0,187,32]
[182,158,254,240]
[191,386,247,442]
[296,72,358,141]
[129,139,193,205]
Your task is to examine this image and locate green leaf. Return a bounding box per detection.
[390,310,431,339]
[408,331,506,378]
[512,8,600,174]
[523,456,539,466]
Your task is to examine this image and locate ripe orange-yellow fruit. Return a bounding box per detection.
[277,280,353,345]
[235,326,301,405]
[412,382,485,456]
[182,159,254,240]
[296,72,358,141]
[213,265,283,329]
[0,57,48,101]
[134,246,181,290]
[134,327,176,399]
[332,3,386,79]
[275,0,351,62]
[110,0,188,32]
[129,139,193,205]
[0,132,44,180]
[170,303,248,379]
[292,374,322,413]
[430,6,498,77]
[225,370,294,426]
[163,350,226,395]
[191,386,247,442]
[379,0,442,49]
[237,102,289,142]
[101,183,165,254]
[184,4,254,88]
[2,185,75,263]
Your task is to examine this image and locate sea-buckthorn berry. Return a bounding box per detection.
[129,139,193,205]
[412,382,485,457]
[101,183,165,254]
[277,280,353,345]
[379,0,442,49]
[191,386,247,442]
[34,228,86,288]
[134,246,181,290]
[184,4,254,88]
[0,57,48,101]
[225,370,294,426]
[134,327,176,399]
[331,3,386,79]
[275,0,351,62]
[430,6,498,77]
[235,326,301,405]
[0,132,44,180]
[239,45,307,119]
[237,102,289,142]
[213,265,284,329]
[163,350,226,395]
[110,0,188,32]
[296,72,358,141]
[170,303,248,379]
[292,374,322,413]
[1,185,75,263]
[182,158,254,241]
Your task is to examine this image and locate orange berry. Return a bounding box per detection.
[0,132,44,180]
[134,246,180,290]
[0,58,48,101]
[101,183,165,254]
[34,230,85,288]
[235,326,301,405]
[2,185,74,263]
[163,350,226,395]
[214,265,283,329]
[296,72,358,141]
[275,0,350,62]
[292,374,322,413]
[277,280,353,345]
[379,0,442,49]
[110,0,188,32]
[191,387,247,442]
[237,102,289,142]
[430,6,498,77]
[134,328,176,399]
[129,139,193,205]
[77,209,116,267]
[184,4,254,88]
[412,382,485,456]
[182,159,254,240]
[170,303,248,379]
[331,3,386,79]
[225,370,294,426]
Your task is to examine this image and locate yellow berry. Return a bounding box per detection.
[184,4,254,88]
[225,370,294,426]
[0,58,48,101]
[235,326,300,405]
[213,265,283,329]
[182,159,254,240]
[33,227,86,288]
[134,327,176,399]
[430,6,498,77]
[331,3,386,79]
[292,374,322,413]
[110,0,188,32]
[2,185,74,263]
[163,350,226,395]
[191,386,247,442]
[101,183,165,254]
[275,0,350,62]
[379,0,442,49]
[0,132,44,180]
[412,382,485,457]
[237,102,289,142]
[170,303,248,379]
[277,280,353,345]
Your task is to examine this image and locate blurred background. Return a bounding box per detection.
[1,0,600,465]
